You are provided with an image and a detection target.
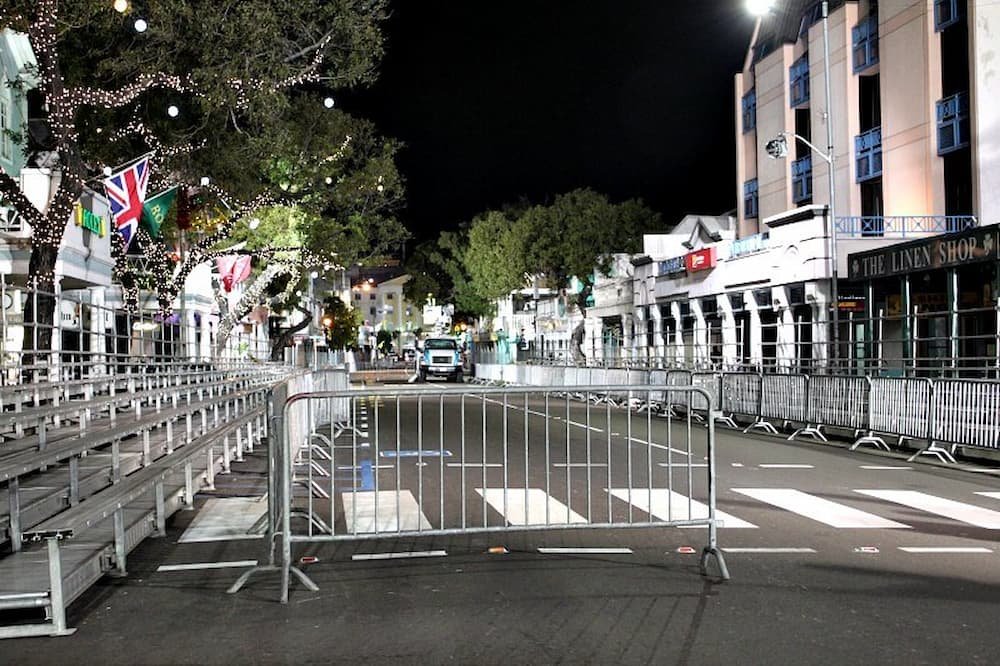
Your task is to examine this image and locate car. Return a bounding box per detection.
[418,337,463,382]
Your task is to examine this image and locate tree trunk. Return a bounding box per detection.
[20,244,59,382]
[269,305,312,362]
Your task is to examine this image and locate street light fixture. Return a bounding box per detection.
[753,0,840,369]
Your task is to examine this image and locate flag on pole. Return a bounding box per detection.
[141,185,178,237]
[103,156,150,251]
[216,254,253,292]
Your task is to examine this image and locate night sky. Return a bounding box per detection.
[342,1,756,242]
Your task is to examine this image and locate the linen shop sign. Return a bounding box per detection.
[848,227,999,281]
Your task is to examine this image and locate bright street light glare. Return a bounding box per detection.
[323,97,335,109]
[746,0,775,16]
[167,105,179,118]
[134,18,148,32]
[310,271,319,279]
[200,176,210,186]
[248,218,261,230]
[113,0,129,13]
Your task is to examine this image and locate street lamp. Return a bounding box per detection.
[755,0,840,368]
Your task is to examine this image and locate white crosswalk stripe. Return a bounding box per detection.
[855,490,1000,529]
[342,490,432,533]
[610,488,757,528]
[476,488,588,526]
[731,488,910,528]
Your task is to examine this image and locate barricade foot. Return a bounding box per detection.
[789,424,827,442]
[906,443,957,464]
[850,432,890,452]
[715,414,738,430]
[743,419,778,436]
[699,545,730,581]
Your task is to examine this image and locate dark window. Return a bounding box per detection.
[369,307,376,315]
[370,293,376,300]
[789,54,810,107]
[743,179,759,218]
[742,89,756,132]
[354,293,361,300]
[860,179,884,236]
[858,74,882,132]
[386,293,394,300]
[426,338,458,350]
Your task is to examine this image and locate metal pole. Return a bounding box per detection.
[822,0,840,369]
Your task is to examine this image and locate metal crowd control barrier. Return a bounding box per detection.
[923,379,1000,463]
[791,375,871,443]
[853,377,932,454]
[756,374,807,436]
[231,383,730,602]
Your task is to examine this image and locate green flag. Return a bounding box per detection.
[141,186,178,236]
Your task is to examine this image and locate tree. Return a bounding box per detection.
[464,189,661,361]
[0,0,389,362]
[321,295,361,351]
[403,230,493,319]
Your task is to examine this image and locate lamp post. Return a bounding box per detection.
[751,0,840,369]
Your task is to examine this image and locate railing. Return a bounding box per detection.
[855,126,882,182]
[836,214,977,238]
[475,364,1000,464]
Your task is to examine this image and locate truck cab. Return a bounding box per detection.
[418,337,463,382]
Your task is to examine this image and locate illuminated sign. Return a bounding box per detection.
[74,204,106,237]
[848,227,998,280]
[685,247,717,272]
[729,233,769,259]
[657,256,687,276]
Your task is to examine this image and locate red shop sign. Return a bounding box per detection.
[685,247,717,272]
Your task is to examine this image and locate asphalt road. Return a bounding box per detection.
[6,382,1000,664]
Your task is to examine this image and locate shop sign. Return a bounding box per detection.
[657,255,687,277]
[838,294,866,312]
[848,227,999,281]
[74,204,106,237]
[685,247,717,273]
[729,233,770,259]
[60,301,81,330]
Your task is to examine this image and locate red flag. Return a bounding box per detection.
[217,255,252,292]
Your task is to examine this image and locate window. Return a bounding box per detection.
[386,293,394,300]
[937,91,970,155]
[369,293,376,300]
[354,292,361,300]
[791,155,813,204]
[934,0,962,31]
[369,307,376,315]
[852,15,879,73]
[743,179,759,219]
[425,339,458,350]
[789,54,810,107]
[741,89,756,132]
[855,127,883,182]
[0,99,10,161]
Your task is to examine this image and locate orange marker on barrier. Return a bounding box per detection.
[676,546,697,554]
[300,555,319,564]
[487,546,509,555]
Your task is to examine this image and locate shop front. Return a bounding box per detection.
[848,226,1000,378]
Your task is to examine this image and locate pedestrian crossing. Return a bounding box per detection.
[330,484,1000,535]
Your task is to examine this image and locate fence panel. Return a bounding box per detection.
[932,379,1000,450]
[720,373,761,417]
[759,374,808,422]
[690,373,721,412]
[665,370,693,410]
[805,375,870,431]
[868,377,932,440]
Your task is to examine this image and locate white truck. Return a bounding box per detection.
[418,336,463,382]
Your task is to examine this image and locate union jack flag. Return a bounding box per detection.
[103,157,150,251]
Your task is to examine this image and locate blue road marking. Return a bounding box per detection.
[360,460,375,490]
[380,450,453,458]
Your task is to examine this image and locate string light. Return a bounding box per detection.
[167,105,179,117]
[113,0,129,13]
[324,97,335,109]
[133,18,147,33]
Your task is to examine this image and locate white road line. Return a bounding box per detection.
[732,488,909,529]
[961,468,1000,474]
[855,490,1000,529]
[657,462,708,468]
[976,492,1000,501]
[553,462,609,468]
[476,488,588,526]
[446,462,503,468]
[157,560,257,572]
[335,464,394,471]
[860,465,912,470]
[722,547,817,554]
[759,464,814,469]
[898,547,993,554]
[342,490,433,533]
[482,398,604,432]
[538,547,633,555]
[609,488,757,528]
[627,437,692,457]
[352,550,447,561]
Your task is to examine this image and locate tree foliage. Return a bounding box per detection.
[322,295,362,350]
[403,230,493,319]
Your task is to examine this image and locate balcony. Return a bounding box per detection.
[852,15,879,73]
[835,215,978,239]
[791,155,812,204]
[855,126,882,182]
[937,91,970,155]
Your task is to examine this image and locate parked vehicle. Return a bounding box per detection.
[418,337,463,382]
